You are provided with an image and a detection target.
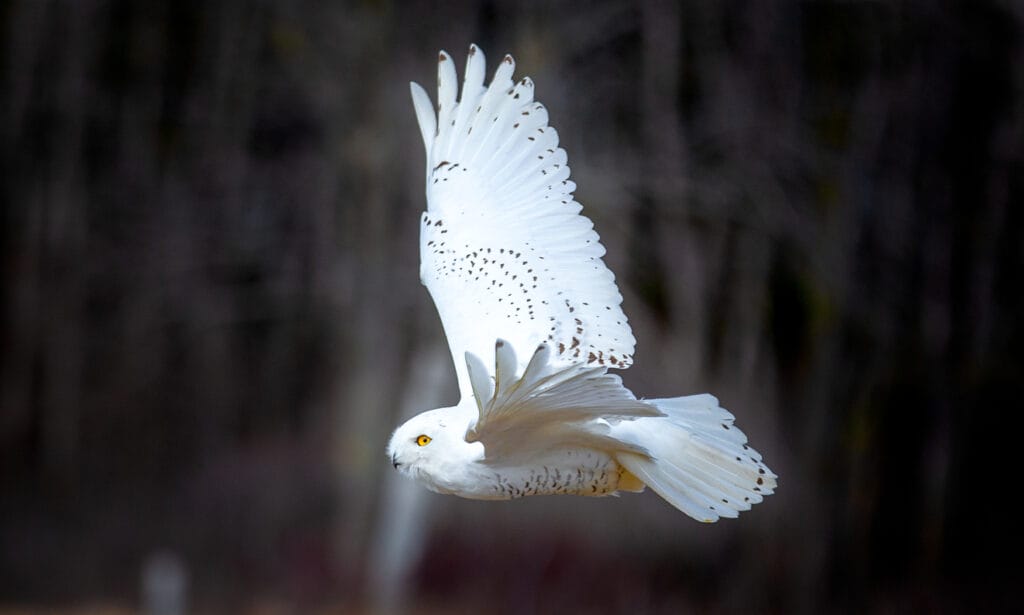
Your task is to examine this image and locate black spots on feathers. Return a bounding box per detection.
[429,162,467,185]
[421,217,634,369]
[425,238,545,324]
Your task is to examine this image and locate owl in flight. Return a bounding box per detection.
[387,45,776,522]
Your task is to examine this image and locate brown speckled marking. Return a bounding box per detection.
[489,451,622,499]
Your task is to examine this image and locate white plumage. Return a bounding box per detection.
[388,45,776,522]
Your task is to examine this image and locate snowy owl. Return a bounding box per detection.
[387,45,776,522]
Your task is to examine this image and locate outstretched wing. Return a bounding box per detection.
[463,340,659,463]
[411,45,635,402]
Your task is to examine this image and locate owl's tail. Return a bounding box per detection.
[614,394,777,522]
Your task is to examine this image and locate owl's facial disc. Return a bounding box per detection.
[386,405,485,493]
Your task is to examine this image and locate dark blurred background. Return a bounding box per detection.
[2,0,1022,613]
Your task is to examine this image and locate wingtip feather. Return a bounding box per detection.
[464,350,494,413]
[409,81,436,154]
[437,50,458,130]
[493,339,518,394]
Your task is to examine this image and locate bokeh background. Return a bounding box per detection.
[3,0,1023,613]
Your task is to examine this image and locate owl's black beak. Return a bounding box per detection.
[391,453,400,469]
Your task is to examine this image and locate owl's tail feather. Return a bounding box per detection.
[615,394,776,522]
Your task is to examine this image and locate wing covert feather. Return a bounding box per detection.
[465,341,659,463]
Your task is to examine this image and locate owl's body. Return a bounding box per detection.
[387,46,776,522]
[484,449,630,499]
[434,444,629,501]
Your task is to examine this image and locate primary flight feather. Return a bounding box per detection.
[388,45,776,522]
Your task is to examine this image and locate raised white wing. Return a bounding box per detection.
[411,45,635,402]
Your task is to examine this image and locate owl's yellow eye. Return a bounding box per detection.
[416,435,432,447]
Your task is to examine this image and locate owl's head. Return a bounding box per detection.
[386,406,484,494]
